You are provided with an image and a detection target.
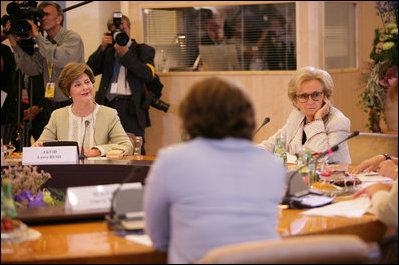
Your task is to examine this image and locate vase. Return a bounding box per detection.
[369,109,381,133]
[383,96,398,132]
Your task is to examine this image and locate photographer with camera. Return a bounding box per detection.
[5,1,85,128]
[87,13,155,155]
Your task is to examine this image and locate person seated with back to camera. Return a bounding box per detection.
[144,77,285,264]
[258,66,352,164]
[33,62,133,157]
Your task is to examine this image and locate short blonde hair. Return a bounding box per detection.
[288,66,334,105]
[179,77,255,140]
[58,63,95,97]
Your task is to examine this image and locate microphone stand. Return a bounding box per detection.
[78,121,90,160]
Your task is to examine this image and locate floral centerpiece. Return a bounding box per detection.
[358,1,398,132]
[1,165,64,208]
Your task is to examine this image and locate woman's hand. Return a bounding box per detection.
[351,155,386,174]
[85,148,101,157]
[314,98,330,120]
[353,182,393,199]
[378,160,398,179]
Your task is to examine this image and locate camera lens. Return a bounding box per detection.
[11,19,31,38]
[113,31,130,46]
[151,98,170,113]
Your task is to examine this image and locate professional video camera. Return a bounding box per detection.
[1,1,44,39]
[1,1,44,55]
[107,12,131,47]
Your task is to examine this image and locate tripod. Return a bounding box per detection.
[12,68,34,151]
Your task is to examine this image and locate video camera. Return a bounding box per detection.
[107,12,131,47]
[142,91,170,113]
[141,75,170,113]
[1,1,44,39]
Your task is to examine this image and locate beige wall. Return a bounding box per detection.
[1,1,385,155]
[128,1,384,155]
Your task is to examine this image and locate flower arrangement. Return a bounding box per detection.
[1,165,64,207]
[358,1,398,132]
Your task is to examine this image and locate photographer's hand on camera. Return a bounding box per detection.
[114,43,129,57]
[26,20,39,38]
[101,31,113,51]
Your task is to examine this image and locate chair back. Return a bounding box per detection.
[196,235,379,264]
[126,132,136,148]
[348,132,398,165]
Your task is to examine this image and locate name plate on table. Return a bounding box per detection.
[65,182,142,213]
[22,146,78,165]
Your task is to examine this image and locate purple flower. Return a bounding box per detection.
[14,189,46,207]
[15,190,33,202]
[28,192,46,207]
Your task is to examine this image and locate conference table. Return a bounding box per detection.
[0,155,390,264]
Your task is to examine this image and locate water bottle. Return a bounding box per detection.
[303,148,317,187]
[274,132,287,165]
[133,136,143,156]
[158,49,167,72]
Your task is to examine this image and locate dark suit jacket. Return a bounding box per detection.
[87,41,155,129]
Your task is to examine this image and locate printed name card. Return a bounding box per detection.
[65,182,142,213]
[22,146,78,165]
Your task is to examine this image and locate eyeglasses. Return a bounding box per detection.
[296,92,323,103]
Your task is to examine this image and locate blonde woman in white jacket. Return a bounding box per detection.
[259,66,352,164]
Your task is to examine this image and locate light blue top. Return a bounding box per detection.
[144,137,285,264]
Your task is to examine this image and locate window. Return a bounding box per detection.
[143,3,296,72]
[324,2,357,69]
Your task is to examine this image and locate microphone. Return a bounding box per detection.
[315,131,359,160]
[254,117,270,135]
[78,120,90,160]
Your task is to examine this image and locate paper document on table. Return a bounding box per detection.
[301,197,371,218]
[355,172,394,183]
[125,234,153,246]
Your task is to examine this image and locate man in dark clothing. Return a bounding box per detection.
[1,43,18,145]
[87,14,155,154]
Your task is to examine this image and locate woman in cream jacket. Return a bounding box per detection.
[259,66,352,164]
[35,62,133,156]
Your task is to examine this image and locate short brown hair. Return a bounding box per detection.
[58,63,95,97]
[179,77,255,140]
